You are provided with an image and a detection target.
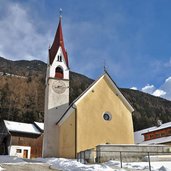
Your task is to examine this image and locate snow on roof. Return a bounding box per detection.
[142,121,171,134]
[4,120,41,135]
[34,122,44,131]
[134,121,171,144]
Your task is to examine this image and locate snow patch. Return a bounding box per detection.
[0,155,25,163]
[1,156,171,171]
[130,86,138,90]
[35,158,171,171]
[36,158,115,171]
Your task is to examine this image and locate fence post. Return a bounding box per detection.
[78,152,80,163]
[148,152,151,171]
[77,153,79,162]
[84,151,85,164]
[97,148,100,163]
[120,151,122,168]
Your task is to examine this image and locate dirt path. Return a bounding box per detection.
[1,163,61,171]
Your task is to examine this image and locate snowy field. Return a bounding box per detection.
[0,155,171,171]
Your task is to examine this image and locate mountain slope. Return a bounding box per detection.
[0,56,46,77]
[121,88,171,131]
[0,56,171,131]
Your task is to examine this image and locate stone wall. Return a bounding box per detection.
[96,144,171,163]
[77,144,171,163]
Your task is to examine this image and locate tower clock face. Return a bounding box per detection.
[52,80,67,94]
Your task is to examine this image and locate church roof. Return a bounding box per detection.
[49,17,69,67]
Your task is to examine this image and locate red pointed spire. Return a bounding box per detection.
[49,16,69,67]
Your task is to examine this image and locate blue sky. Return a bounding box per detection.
[0,0,171,100]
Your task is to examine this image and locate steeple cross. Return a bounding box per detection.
[59,8,62,18]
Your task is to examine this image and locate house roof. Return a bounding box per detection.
[57,71,134,125]
[49,17,69,67]
[34,121,44,132]
[4,120,41,135]
[142,121,171,134]
[134,121,171,144]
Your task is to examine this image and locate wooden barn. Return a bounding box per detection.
[0,120,44,158]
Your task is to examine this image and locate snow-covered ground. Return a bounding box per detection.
[0,155,171,171]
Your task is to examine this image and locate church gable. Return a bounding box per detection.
[75,73,134,113]
[75,73,134,152]
[58,72,134,126]
[57,72,134,155]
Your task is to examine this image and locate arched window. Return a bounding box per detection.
[55,66,63,79]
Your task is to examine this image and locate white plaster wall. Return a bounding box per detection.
[8,145,31,159]
[43,78,69,157]
[48,79,69,109]
[49,47,69,79]
[45,65,50,85]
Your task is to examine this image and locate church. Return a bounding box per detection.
[43,14,134,158]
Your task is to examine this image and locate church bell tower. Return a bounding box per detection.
[43,12,69,157]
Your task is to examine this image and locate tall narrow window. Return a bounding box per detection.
[57,55,60,61]
[60,55,62,62]
[55,66,63,79]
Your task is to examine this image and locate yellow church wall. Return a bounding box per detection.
[75,76,134,153]
[59,111,76,158]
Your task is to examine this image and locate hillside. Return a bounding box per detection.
[0,57,46,77]
[121,89,171,131]
[0,56,171,131]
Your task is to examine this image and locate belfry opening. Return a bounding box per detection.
[55,66,63,79]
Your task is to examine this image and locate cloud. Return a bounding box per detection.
[142,84,156,94]
[0,2,50,61]
[133,77,171,101]
[153,89,166,97]
[165,76,171,83]
[160,76,171,100]
[152,58,171,71]
[164,58,171,68]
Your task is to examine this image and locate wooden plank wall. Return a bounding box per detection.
[11,132,43,158]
